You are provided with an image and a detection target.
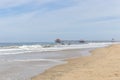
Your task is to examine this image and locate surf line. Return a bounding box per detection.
[11,59,66,63]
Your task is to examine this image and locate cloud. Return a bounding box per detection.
[0,0,120,41]
[0,0,76,17]
[1,0,120,27]
[0,0,59,8]
[0,0,30,8]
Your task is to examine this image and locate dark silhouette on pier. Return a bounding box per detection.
[55,38,117,44]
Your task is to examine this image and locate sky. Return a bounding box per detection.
[0,0,120,42]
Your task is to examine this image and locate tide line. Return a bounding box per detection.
[12,59,66,63]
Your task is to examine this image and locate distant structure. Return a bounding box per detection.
[112,38,115,42]
[55,39,86,45]
[79,40,85,43]
[55,38,118,45]
[55,38,62,44]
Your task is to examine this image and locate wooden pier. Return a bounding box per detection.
[55,39,118,44]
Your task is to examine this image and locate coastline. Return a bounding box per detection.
[0,48,86,80]
[32,44,120,80]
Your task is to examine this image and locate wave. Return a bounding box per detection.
[11,59,64,63]
[0,42,117,55]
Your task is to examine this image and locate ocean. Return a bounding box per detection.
[0,42,116,80]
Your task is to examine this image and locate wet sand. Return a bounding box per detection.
[32,44,120,80]
[0,48,92,80]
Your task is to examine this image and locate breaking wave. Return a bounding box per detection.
[0,42,117,55]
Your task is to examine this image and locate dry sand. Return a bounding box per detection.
[32,44,120,80]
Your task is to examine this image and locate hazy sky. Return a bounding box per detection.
[0,0,120,42]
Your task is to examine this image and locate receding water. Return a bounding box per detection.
[0,48,93,80]
[0,42,113,80]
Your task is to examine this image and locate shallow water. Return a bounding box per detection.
[0,48,92,80]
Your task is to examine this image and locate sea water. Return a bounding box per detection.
[0,42,116,80]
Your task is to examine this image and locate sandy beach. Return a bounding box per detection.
[32,44,120,80]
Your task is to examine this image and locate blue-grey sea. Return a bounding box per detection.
[0,42,114,80]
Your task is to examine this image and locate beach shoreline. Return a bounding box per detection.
[0,48,92,80]
[32,44,120,80]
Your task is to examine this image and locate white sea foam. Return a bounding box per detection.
[0,42,118,55]
[12,59,64,63]
[0,42,118,80]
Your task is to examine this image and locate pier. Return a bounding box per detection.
[55,39,118,44]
